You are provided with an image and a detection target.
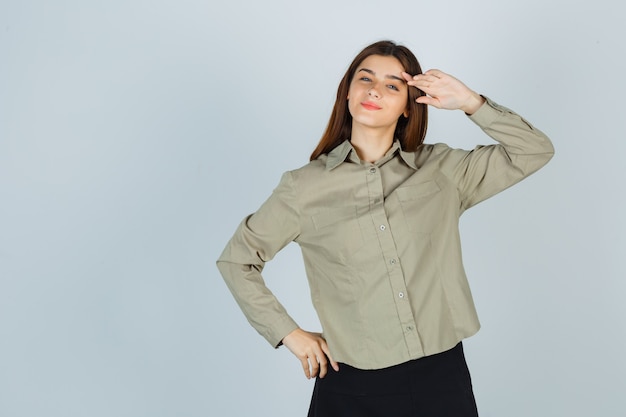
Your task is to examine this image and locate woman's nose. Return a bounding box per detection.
[368,87,380,99]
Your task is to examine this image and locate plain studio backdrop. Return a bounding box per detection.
[1,0,624,416]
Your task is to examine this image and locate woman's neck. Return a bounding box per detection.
[350,125,395,163]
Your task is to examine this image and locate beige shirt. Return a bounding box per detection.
[217,98,554,370]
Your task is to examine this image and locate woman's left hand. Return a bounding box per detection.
[402,69,485,115]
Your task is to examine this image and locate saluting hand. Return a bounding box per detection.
[281,328,340,379]
[402,69,485,115]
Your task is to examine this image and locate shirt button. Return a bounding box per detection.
[369,167,377,174]
[379,225,386,231]
[398,292,405,298]
[406,326,413,331]
[390,259,397,265]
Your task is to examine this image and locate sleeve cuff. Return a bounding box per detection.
[467,96,508,127]
[266,317,300,349]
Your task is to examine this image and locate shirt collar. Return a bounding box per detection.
[325,140,417,171]
[398,146,418,170]
[325,140,354,170]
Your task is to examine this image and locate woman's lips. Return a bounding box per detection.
[361,101,382,110]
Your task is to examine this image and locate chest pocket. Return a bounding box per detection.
[311,206,365,262]
[395,181,443,233]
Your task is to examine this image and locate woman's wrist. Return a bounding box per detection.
[461,92,485,115]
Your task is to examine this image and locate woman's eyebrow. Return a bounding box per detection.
[358,67,405,83]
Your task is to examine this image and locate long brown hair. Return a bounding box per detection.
[310,40,428,161]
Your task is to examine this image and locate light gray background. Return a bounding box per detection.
[1,0,624,416]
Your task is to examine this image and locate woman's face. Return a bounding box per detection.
[347,54,408,134]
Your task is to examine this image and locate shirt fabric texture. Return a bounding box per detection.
[217,97,554,370]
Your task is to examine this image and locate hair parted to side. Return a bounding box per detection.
[310,40,428,161]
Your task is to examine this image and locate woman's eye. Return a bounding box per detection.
[360,77,371,82]
[387,85,399,91]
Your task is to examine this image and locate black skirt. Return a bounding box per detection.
[307,342,479,417]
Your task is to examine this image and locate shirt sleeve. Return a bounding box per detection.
[444,97,555,211]
[216,171,301,348]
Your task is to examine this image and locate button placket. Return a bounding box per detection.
[364,160,423,357]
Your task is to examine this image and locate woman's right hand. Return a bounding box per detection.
[402,69,485,115]
[281,328,339,379]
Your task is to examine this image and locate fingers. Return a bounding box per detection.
[315,352,328,378]
[403,69,475,111]
[283,329,337,379]
[300,353,324,379]
[298,345,328,379]
[321,340,340,372]
[416,95,440,108]
[299,356,311,379]
[402,70,446,101]
[424,69,445,78]
[403,69,445,84]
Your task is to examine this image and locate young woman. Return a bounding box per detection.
[217,40,554,416]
